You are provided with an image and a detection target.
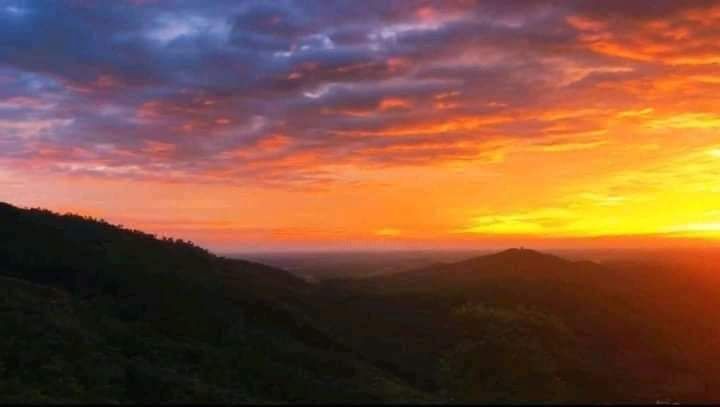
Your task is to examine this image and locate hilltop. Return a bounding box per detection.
[3,202,720,403]
[315,247,720,402]
[0,202,426,403]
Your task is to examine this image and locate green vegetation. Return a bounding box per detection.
[438,304,578,403]
[315,248,720,403]
[0,202,426,403]
[2,202,720,403]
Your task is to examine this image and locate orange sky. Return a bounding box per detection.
[1,1,720,251]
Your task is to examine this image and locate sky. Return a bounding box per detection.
[1,0,720,251]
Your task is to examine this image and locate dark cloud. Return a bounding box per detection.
[1,0,718,186]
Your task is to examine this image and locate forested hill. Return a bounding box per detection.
[4,201,720,403]
[0,202,426,403]
[314,247,720,403]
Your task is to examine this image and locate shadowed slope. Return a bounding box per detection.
[314,248,720,403]
[0,202,427,403]
[4,202,720,403]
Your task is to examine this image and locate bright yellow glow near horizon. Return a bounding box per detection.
[2,2,720,251]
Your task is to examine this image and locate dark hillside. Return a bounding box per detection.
[315,248,720,403]
[4,201,720,403]
[0,202,426,403]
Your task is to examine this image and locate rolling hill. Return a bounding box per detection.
[315,248,720,403]
[0,202,427,403]
[3,201,720,403]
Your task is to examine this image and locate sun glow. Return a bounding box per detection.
[2,1,720,250]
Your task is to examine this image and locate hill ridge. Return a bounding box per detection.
[0,200,427,403]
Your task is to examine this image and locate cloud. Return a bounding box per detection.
[648,113,720,130]
[461,144,720,238]
[463,208,577,235]
[0,0,719,188]
[568,1,720,65]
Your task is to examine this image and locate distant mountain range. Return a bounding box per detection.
[2,201,720,403]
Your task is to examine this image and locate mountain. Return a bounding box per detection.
[362,247,600,287]
[0,202,427,403]
[3,202,720,403]
[315,248,720,403]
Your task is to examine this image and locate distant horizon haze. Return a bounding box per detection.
[5,200,720,253]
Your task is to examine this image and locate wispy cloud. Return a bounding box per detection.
[2,0,720,248]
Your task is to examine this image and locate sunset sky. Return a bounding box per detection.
[1,0,720,251]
